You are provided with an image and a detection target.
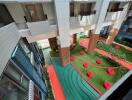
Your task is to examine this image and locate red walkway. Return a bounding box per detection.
[79,38,132,69]
[79,38,89,49]
[47,65,66,100]
[95,49,132,69]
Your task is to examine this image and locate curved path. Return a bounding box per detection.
[95,49,132,69]
[51,57,100,100]
[79,38,132,69]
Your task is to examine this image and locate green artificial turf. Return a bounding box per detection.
[71,42,128,93]
[112,44,132,63]
[50,50,59,57]
[49,39,129,93]
[97,41,132,63]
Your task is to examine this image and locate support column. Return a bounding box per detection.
[106,28,118,44]
[48,37,58,51]
[88,0,110,50]
[106,3,130,44]
[54,0,70,66]
[73,34,77,44]
[88,33,99,50]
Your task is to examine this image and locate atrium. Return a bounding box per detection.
[0,0,132,100]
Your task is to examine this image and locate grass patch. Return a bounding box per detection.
[112,44,132,63]
[71,41,128,93]
[97,41,132,63]
[50,50,59,57]
[42,70,55,100]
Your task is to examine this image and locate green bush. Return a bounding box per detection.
[43,71,55,100]
[97,42,126,60]
[92,51,120,67]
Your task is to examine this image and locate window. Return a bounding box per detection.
[70,2,74,17]
[80,3,95,16]
[108,2,123,12]
[0,61,29,100]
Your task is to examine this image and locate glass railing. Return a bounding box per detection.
[11,44,47,94]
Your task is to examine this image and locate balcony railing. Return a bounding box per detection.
[105,11,122,22]
[11,44,47,94]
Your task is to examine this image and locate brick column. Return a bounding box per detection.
[48,37,58,51]
[106,28,119,44]
[88,33,99,50]
[54,0,70,66]
[87,0,110,50]
[106,3,130,44]
[59,47,70,66]
[73,34,77,44]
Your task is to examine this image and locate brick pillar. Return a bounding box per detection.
[73,34,77,44]
[106,28,119,44]
[88,34,99,50]
[59,47,70,66]
[48,37,58,51]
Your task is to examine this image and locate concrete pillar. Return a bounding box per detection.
[88,0,110,50]
[106,3,130,44]
[54,0,70,66]
[48,37,58,51]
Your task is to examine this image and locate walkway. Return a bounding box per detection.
[51,57,100,100]
[95,49,132,69]
[79,38,106,49]
[47,65,66,100]
[79,38,132,69]
[79,38,89,49]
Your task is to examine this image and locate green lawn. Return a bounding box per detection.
[113,44,132,63]
[49,40,129,93]
[71,42,128,93]
[97,41,132,63]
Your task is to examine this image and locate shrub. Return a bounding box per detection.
[97,42,126,60]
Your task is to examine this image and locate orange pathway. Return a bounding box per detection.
[79,38,132,69]
[47,65,66,100]
[95,49,132,69]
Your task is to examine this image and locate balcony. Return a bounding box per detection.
[105,11,122,22]
[11,44,47,94]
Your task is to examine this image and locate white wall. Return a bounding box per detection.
[0,23,20,76]
[27,20,52,35]
[5,3,26,23]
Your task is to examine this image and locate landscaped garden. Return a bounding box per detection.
[97,41,132,63]
[70,41,128,93]
[49,34,130,95]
